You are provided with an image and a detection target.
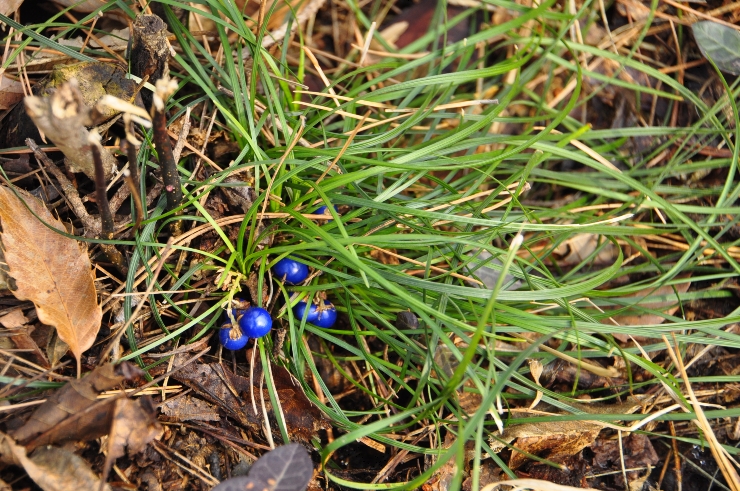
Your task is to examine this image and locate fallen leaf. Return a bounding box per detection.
[247,443,313,491]
[161,394,221,422]
[6,325,50,368]
[46,330,70,367]
[172,355,330,443]
[590,433,658,488]
[490,399,644,470]
[107,397,162,459]
[554,233,616,267]
[0,308,27,328]
[370,247,400,265]
[502,420,603,470]
[0,186,102,368]
[693,21,740,76]
[0,0,23,16]
[11,362,143,445]
[103,397,162,483]
[0,77,24,110]
[0,432,111,491]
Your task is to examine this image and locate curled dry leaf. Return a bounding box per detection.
[0,432,111,491]
[105,397,163,474]
[0,0,23,16]
[11,362,142,445]
[161,394,221,422]
[172,355,330,443]
[0,186,102,368]
[0,77,24,111]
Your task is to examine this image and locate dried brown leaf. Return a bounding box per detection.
[172,355,330,442]
[161,394,221,422]
[0,432,111,491]
[11,362,142,445]
[0,308,27,328]
[0,77,24,110]
[107,397,162,460]
[0,0,22,16]
[0,186,102,366]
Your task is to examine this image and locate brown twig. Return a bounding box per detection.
[123,169,144,232]
[90,135,128,274]
[151,78,183,236]
[90,134,114,237]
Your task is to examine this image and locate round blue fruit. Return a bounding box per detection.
[238,307,273,338]
[220,322,249,350]
[315,205,336,222]
[314,301,337,329]
[293,300,337,328]
[293,301,320,323]
[272,257,309,285]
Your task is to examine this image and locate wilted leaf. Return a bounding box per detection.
[173,356,330,443]
[107,397,162,459]
[211,444,312,491]
[0,77,24,110]
[0,186,102,366]
[211,476,269,491]
[489,399,643,470]
[0,432,111,491]
[161,394,221,422]
[0,0,23,16]
[11,362,143,445]
[248,444,313,491]
[692,21,740,75]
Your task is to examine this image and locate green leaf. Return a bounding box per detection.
[692,21,740,75]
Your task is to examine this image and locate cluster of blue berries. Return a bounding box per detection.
[219,205,339,350]
[219,300,272,350]
[273,255,338,329]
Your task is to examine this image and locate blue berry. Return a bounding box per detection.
[313,301,337,329]
[272,257,309,285]
[238,307,273,338]
[293,301,320,323]
[315,205,336,222]
[293,300,337,328]
[219,322,249,350]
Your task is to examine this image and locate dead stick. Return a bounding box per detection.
[91,138,114,235]
[90,133,128,274]
[152,79,182,236]
[123,169,144,232]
